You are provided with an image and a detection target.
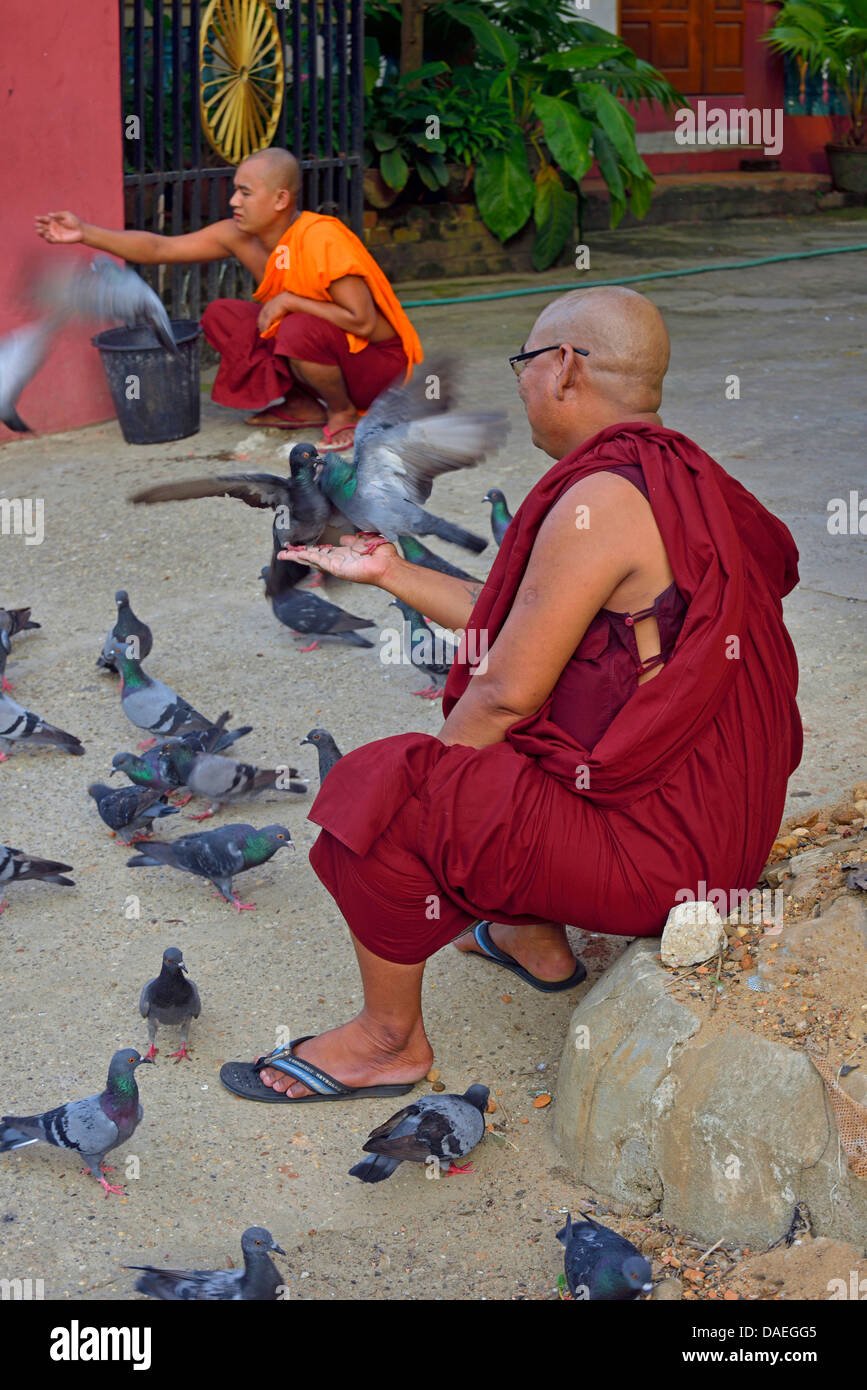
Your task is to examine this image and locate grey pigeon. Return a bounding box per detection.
[0,605,40,689]
[0,1047,152,1197]
[317,356,504,553]
[388,597,456,699]
[261,564,374,650]
[300,727,343,786]
[127,1226,286,1300]
[88,782,179,843]
[483,488,513,546]
[349,1084,489,1183]
[97,589,153,672]
[398,534,477,581]
[158,741,308,821]
[126,822,293,910]
[111,747,181,797]
[139,946,201,1062]
[0,842,74,913]
[557,1214,653,1301]
[0,631,84,757]
[0,320,54,432]
[38,258,178,357]
[105,641,239,741]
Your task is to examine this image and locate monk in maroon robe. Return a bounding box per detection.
[233,286,801,1102]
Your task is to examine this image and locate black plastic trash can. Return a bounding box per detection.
[92,318,202,445]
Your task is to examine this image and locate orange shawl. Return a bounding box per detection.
[253,211,422,376]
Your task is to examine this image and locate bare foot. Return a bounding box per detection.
[454,921,578,983]
[245,393,326,429]
[258,1015,433,1099]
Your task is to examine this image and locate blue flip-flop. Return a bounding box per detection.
[219,1036,417,1104]
[469,920,587,993]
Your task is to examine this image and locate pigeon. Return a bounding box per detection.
[300,727,343,786]
[128,441,349,547]
[88,782,179,843]
[0,320,54,432]
[97,589,153,672]
[139,946,201,1062]
[158,741,308,821]
[0,842,74,913]
[261,564,375,651]
[105,641,241,741]
[398,534,477,581]
[37,257,178,357]
[111,748,181,796]
[349,1084,489,1183]
[126,822,293,910]
[556,1214,653,1300]
[483,488,513,546]
[317,359,503,553]
[0,631,84,758]
[0,1047,152,1197]
[127,1226,286,1300]
[388,597,456,699]
[0,605,39,688]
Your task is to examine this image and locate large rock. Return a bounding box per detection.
[555,910,867,1247]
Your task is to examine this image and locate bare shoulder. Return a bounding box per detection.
[212,220,270,277]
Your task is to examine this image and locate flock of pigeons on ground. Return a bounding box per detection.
[1,266,653,1299]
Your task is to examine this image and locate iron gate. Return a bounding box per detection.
[119,0,365,319]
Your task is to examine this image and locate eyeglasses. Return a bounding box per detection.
[508,344,590,377]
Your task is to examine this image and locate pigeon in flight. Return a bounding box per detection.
[557,1214,653,1300]
[483,488,513,546]
[88,782,179,843]
[398,535,477,581]
[0,842,74,914]
[350,1084,489,1183]
[126,822,293,910]
[37,257,178,356]
[299,727,343,786]
[127,1226,286,1300]
[158,741,308,821]
[0,1047,152,1196]
[261,564,374,651]
[97,590,153,672]
[0,632,84,758]
[388,597,456,699]
[0,320,54,432]
[139,946,201,1062]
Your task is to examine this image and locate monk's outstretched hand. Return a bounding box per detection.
[35,211,84,244]
[279,534,398,586]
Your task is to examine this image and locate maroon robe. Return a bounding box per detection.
[308,422,802,964]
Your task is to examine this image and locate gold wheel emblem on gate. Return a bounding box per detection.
[200,0,284,164]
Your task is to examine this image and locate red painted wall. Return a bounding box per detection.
[0,0,124,440]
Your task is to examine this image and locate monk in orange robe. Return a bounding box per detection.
[35,149,422,450]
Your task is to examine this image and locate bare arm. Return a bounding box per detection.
[259,274,383,338]
[35,211,268,277]
[438,476,638,749]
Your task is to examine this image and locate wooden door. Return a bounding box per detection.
[620,0,744,95]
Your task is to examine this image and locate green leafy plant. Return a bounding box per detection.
[765,0,867,144]
[365,56,452,192]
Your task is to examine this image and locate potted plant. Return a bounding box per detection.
[765,0,867,193]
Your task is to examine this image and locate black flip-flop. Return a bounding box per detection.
[469,920,587,993]
[219,1035,417,1104]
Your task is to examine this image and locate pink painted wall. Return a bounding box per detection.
[0,0,124,440]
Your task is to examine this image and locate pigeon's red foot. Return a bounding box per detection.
[188,809,215,821]
[145,1044,158,1061]
[356,532,391,557]
[211,891,256,912]
[98,1176,126,1197]
[0,900,9,915]
[169,1043,190,1063]
[0,753,9,763]
[296,640,320,652]
[445,1161,476,1177]
[169,791,193,807]
[1,677,14,692]
[127,832,153,843]
[307,573,323,588]
[137,738,157,751]
[412,684,444,700]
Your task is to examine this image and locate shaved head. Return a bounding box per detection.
[238,147,301,197]
[531,287,669,413]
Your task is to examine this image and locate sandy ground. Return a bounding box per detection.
[0,210,865,1302]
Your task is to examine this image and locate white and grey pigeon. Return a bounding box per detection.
[0,630,84,758]
[36,257,178,356]
[127,1226,286,1300]
[0,605,40,691]
[97,589,153,672]
[0,1047,152,1197]
[157,741,308,821]
[88,782,179,844]
[139,946,201,1063]
[0,320,54,432]
[105,640,239,742]
[557,1214,654,1301]
[126,822,293,911]
[317,356,505,554]
[0,842,74,913]
[349,1083,489,1183]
